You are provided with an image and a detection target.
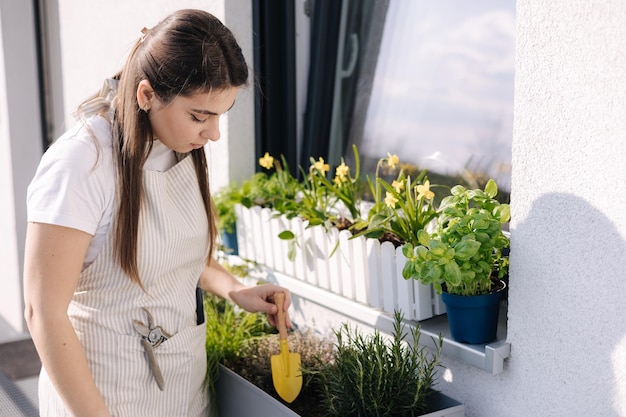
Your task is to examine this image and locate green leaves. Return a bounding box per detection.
[302,144,363,226]
[453,239,481,261]
[494,204,511,223]
[230,145,510,297]
[309,311,442,417]
[360,173,437,246]
[484,178,498,198]
[204,292,274,405]
[417,229,430,247]
[443,260,462,286]
[401,179,510,296]
[214,181,244,234]
[278,230,295,240]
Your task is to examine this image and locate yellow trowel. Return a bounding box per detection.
[271,292,302,403]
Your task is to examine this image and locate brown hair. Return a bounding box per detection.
[103,9,247,285]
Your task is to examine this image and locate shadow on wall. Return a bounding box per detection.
[511,193,626,416]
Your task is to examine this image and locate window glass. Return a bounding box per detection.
[349,0,515,199]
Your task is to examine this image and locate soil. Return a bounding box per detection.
[224,330,333,417]
[379,230,405,247]
[335,217,406,249]
[265,386,325,417]
[225,362,326,417]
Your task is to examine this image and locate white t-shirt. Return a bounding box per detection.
[27,115,177,269]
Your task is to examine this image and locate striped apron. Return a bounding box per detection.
[39,155,210,417]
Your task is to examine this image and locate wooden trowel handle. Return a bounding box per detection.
[275,292,287,340]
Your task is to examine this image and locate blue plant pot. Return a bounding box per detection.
[220,230,239,256]
[441,284,505,344]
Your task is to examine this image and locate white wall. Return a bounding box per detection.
[436,1,626,416]
[51,0,254,190]
[510,1,626,415]
[0,0,44,336]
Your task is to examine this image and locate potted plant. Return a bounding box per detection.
[276,148,369,299]
[216,310,465,417]
[351,152,438,248]
[346,152,446,319]
[235,149,364,292]
[214,181,244,255]
[206,257,464,416]
[233,153,303,269]
[219,327,334,417]
[203,284,275,412]
[307,311,465,417]
[234,148,447,321]
[213,157,294,255]
[402,179,511,344]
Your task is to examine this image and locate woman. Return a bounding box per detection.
[23,9,291,417]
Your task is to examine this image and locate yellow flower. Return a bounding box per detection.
[259,152,274,170]
[416,180,435,200]
[386,153,400,169]
[384,192,398,208]
[333,162,349,184]
[335,162,350,179]
[313,157,330,174]
[391,180,404,193]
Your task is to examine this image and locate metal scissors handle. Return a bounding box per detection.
[133,307,172,390]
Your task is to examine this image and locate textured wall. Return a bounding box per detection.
[508,0,626,415]
[440,1,626,416]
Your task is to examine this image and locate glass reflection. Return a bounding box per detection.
[353,0,515,198]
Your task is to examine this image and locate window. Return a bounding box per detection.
[318,0,515,199]
[359,0,514,190]
[299,0,514,372]
[253,0,516,372]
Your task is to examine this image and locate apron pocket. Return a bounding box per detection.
[107,324,208,417]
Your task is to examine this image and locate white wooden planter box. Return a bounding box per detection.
[234,205,445,321]
[216,364,465,417]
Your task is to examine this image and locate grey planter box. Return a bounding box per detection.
[216,365,298,417]
[216,365,465,417]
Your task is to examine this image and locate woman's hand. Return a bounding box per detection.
[199,258,294,327]
[230,284,293,328]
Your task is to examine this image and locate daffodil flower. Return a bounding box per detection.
[384,191,398,208]
[313,157,330,174]
[333,163,349,184]
[416,180,434,200]
[335,162,350,179]
[386,153,399,169]
[259,152,274,170]
[391,180,404,193]
[333,174,348,184]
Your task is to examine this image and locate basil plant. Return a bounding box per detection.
[402,179,510,296]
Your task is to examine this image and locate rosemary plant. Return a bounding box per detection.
[309,311,443,417]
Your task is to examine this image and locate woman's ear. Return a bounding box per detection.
[137,80,154,111]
